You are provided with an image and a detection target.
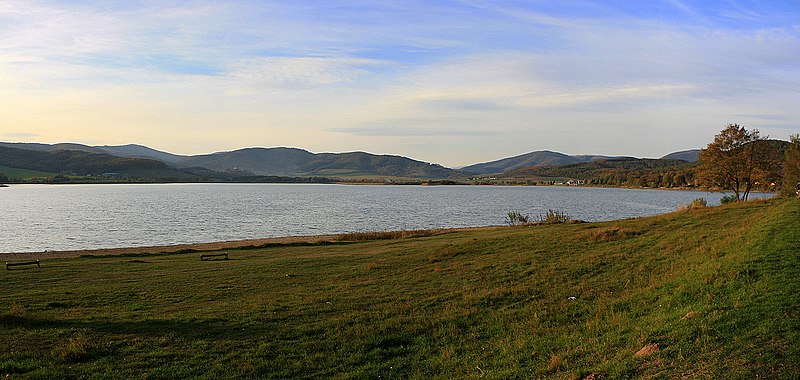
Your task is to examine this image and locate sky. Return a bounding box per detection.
[0,1,798,167]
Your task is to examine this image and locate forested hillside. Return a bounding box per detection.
[501,158,698,187]
[0,146,193,179]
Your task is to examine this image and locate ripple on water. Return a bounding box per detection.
[0,184,769,253]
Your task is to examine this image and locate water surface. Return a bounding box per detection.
[0,184,764,253]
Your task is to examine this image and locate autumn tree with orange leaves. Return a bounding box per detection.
[698,124,783,201]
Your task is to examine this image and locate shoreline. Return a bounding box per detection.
[0,226,495,261]
[0,182,775,193]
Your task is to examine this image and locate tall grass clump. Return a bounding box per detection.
[720,194,737,204]
[538,209,570,224]
[690,197,707,208]
[677,197,708,211]
[506,211,530,226]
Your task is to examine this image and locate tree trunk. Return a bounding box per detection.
[743,183,751,201]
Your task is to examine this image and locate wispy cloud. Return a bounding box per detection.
[0,1,797,165]
[224,56,389,93]
[331,117,499,137]
[1,132,40,139]
[737,114,791,121]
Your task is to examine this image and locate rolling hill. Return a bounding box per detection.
[501,157,698,187]
[0,143,462,180]
[0,145,196,180]
[174,147,461,178]
[0,142,109,155]
[460,151,629,175]
[0,141,743,181]
[461,151,583,175]
[461,149,705,176]
[175,147,316,176]
[660,149,701,162]
[96,144,188,164]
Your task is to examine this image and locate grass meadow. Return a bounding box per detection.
[2,198,799,378]
[0,166,56,181]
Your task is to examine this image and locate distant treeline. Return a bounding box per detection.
[502,158,699,188]
[232,176,335,184]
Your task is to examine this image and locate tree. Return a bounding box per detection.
[783,134,800,197]
[698,124,782,201]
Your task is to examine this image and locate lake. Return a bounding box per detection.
[0,183,766,253]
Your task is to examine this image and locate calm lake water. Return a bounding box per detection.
[0,184,768,253]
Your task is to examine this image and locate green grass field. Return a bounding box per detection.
[2,198,798,379]
[0,165,56,180]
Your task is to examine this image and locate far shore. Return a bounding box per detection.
[0,181,774,194]
[0,226,496,261]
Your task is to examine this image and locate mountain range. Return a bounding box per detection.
[0,141,702,181]
[0,143,460,179]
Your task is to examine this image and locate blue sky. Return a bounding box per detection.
[0,0,798,166]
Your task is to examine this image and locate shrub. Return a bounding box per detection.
[689,197,707,208]
[720,194,738,204]
[678,197,709,211]
[538,209,570,224]
[506,211,530,226]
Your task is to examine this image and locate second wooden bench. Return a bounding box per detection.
[6,260,41,270]
[200,252,229,261]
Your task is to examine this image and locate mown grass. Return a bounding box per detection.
[1,198,798,379]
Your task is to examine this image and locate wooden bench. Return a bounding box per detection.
[200,252,229,261]
[6,260,40,270]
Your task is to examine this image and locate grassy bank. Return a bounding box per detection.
[2,199,798,378]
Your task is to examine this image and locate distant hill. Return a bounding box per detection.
[461,151,580,175]
[3,141,747,181]
[572,154,621,162]
[0,142,109,155]
[176,147,461,178]
[0,142,461,179]
[501,157,698,188]
[660,149,701,162]
[97,144,187,164]
[302,151,459,178]
[0,142,189,164]
[176,147,316,176]
[657,143,786,164]
[0,145,196,179]
[460,151,621,175]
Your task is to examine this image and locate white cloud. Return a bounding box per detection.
[0,1,797,165]
[224,56,389,93]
